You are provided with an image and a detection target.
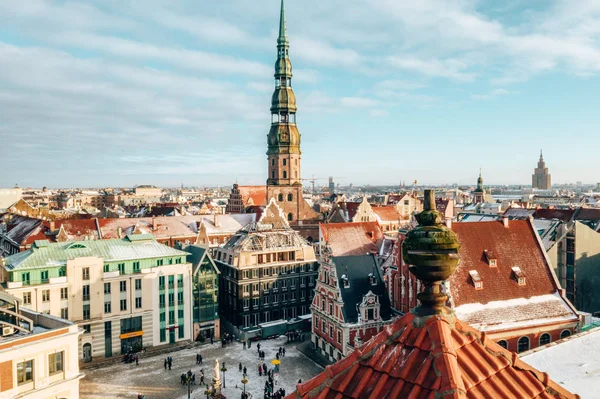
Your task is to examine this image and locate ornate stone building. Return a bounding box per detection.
[532,150,552,189]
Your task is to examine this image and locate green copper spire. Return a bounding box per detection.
[278,0,288,47]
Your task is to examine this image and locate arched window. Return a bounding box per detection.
[560,330,571,339]
[272,171,275,179]
[287,194,293,201]
[287,213,293,221]
[283,171,287,179]
[517,336,530,353]
[539,333,551,346]
[278,194,284,202]
[497,340,508,349]
[283,159,287,166]
[271,159,275,166]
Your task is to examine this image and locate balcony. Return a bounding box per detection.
[104,271,120,279]
[272,288,279,293]
[7,281,23,289]
[242,292,250,297]
[49,276,67,284]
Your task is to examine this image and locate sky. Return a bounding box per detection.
[1,0,600,188]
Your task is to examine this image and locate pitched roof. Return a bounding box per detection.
[332,254,392,323]
[238,186,267,207]
[320,222,383,256]
[534,209,576,222]
[288,312,579,399]
[4,235,189,270]
[449,220,578,331]
[504,208,536,219]
[371,206,400,222]
[2,215,43,245]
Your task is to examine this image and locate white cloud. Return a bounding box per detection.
[340,97,379,107]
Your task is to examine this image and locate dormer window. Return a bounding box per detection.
[341,274,350,288]
[469,270,483,290]
[484,250,497,267]
[368,273,377,286]
[512,266,526,286]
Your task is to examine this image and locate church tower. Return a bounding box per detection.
[532,150,551,190]
[266,0,318,224]
[473,169,485,203]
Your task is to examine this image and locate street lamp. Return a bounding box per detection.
[221,362,228,388]
[241,376,248,397]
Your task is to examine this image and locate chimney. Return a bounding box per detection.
[117,227,123,238]
[445,217,452,229]
[50,220,55,232]
[502,215,509,228]
[152,217,157,231]
[213,213,219,228]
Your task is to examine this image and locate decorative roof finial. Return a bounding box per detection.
[402,189,460,319]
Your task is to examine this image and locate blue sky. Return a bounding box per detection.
[1,0,599,188]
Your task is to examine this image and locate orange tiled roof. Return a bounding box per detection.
[238,186,267,207]
[320,222,383,256]
[372,206,400,222]
[287,312,579,399]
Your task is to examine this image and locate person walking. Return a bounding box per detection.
[282,347,286,357]
[199,354,203,364]
[257,343,261,353]
[243,340,247,349]
[168,357,172,370]
[258,364,262,376]
[243,366,247,376]
[164,358,167,370]
[239,362,243,373]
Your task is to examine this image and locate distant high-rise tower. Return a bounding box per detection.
[265,0,318,223]
[328,177,335,194]
[532,150,551,190]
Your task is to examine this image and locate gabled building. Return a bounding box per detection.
[216,200,317,331]
[311,253,393,362]
[225,184,267,214]
[286,190,578,399]
[0,235,193,362]
[393,217,580,352]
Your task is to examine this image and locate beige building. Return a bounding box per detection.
[0,235,193,363]
[0,292,82,398]
[0,188,22,211]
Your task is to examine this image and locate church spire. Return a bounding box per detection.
[278,0,288,46]
[477,169,483,190]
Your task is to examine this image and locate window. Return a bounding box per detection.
[48,351,64,374]
[278,194,284,202]
[539,333,551,346]
[287,193,293,201]
[104,282,111,294]
[560,330,571,339]
[118,263,125,273]
[272,171,275,179]
[160,312,165,322]
[160,329,166,342]
[517,336,530,353]
[83,304,90,320]
[288,213,293,221]
[61,308,68,319]
[337,330,342,344]
[133,261,140,273]
[104,264,110,272]
[135,279,142,290]
[159,276,165,290]
[22,272,30,285]
[42,290,50,302]
[322,321,326,333]
[83,324,91,333]
[169,310,175,325]
[329,302,333,315]
[41,270,49,283]
[120,281,127,292]
[120,299,127,311]
[159,294,166,308]
[176,257,182,264]
[168,275,174,288]
[83,285,90,301]
[59,267,66,277]
[177,291,184,304]
[82,267,90,280]
[17,360,34,385]
[23,292,31,305]
[329,326,333,338]
[135,297,142,309]
[104,302,112,313]
[60,287,68,300]
[157,259,164,266]
[283,171,287,179]
[283,159,287,166]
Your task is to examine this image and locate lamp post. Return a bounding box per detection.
[241,376,248,398]
[221,362,227,388]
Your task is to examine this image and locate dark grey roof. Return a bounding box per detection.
[333,254,392,323]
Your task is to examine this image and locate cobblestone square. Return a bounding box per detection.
[81,337,323,399]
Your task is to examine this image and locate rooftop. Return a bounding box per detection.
[320,222,382,256]
[3,234,189,270]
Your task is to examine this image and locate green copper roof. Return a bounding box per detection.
[4,234,190,271]
[278,0,288,45]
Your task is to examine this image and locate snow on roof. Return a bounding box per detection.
[522,327,600,398]
[454,293,576,331]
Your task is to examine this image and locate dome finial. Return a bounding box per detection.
[402,189,460,319]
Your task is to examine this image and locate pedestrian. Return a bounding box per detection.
[243,340,246,349]
[135,356,139,366]
[243,366,247,375]
[276,353,279,361]
[196,354,200,364]
[263,363,267,374]
[248,339,252,349]
[239,362,243,372]
[181,373,186,385]
[199,354,203,364]
[259,364,262,376]
[200,374,205,384]
[164,358,167,369]
[187,369,192,378]
[192,374,196,385]
[257,343,261,352]
[168,357,172,370]
[283,347,286,356]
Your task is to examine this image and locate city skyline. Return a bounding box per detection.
[1,1,600,187]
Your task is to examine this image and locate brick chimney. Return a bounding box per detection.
[152,217,157,231]
[49,220,56,232]
[502,214,509,228]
